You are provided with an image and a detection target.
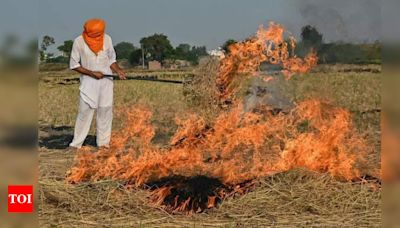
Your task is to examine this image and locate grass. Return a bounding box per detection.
[39,168,380,227]
[38,64,381,227]
[39,74,187,140]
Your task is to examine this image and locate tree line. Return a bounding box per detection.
[40,33,208,66]
[299,25,381,64]
[222,25,381,65]
[41,25,381,66]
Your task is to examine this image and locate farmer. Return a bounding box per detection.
[69,18,126,149]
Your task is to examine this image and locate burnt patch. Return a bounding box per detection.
[39,125,96,149]
[145,175,257,214]
[146,175,226,213]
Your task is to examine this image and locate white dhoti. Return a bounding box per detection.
[69,77,114,148]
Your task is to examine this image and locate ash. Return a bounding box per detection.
[244,74,293,113]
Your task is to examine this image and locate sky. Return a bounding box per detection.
[1,0,383,55]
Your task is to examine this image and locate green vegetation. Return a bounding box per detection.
[222,39,237,53]
[168,44,208,64]
[114,41,136,60]
[128,34,208,66]
[317,42,381,64]
[38,33,209,66]
[140,33,174,63]
[57,40,73,58]
[296,25,381,64]
[300,25,323,51]
[40,24,382,67]
[220,25,381,65]
[40,35,55,61]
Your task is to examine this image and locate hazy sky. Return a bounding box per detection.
[1,0,382,54]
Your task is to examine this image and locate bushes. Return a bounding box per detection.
[317,42,381,64]
[47,56,69,64]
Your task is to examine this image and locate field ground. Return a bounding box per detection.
[39,64,381,227]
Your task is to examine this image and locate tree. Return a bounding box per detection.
[187,46,208,64]
[222,39,237,53]
[114,42,136,60]
[128,49,143,66]
[301,25,323,50]
[140,34,173,62]
[174,43,191,59]
[40,36,55,52]
[169,43,208,64]
[40,35,55,61]
[318,42,380,64]
[57,40,73,58]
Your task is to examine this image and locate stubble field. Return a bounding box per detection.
[38,63,381,227]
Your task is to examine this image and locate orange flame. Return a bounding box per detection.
[68,100,370,190]
[217,22,318,103]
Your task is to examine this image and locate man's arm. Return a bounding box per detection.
[107,36,126,80]
[110,62,126,80]
[72,66,104,80]
[70,39,104,79]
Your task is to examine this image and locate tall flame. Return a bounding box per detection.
[217,22,318,104]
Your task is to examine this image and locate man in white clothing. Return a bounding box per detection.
[69,18,126,149]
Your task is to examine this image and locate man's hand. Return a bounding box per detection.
[72,67,105,80]
[91,71,104,79]
[116,69,126,80]
[110,62,126,80]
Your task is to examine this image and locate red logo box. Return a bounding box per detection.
[8,185,33,213]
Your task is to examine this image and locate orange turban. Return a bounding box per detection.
[82,18,106,55]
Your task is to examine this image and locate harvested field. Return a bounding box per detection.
[39,62,381,226]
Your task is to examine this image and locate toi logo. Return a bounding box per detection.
[8,185,33,213]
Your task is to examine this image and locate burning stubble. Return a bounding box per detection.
[217,22,317,105]
[66,22,377,214]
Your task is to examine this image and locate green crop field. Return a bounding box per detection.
[38,63,381,227]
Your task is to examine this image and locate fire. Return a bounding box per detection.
[67,100,370,213]
[217,22,318,104]
[67,22,372,214]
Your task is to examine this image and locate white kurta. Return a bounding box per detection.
[69,34,116,108]
[69,34,116,148]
